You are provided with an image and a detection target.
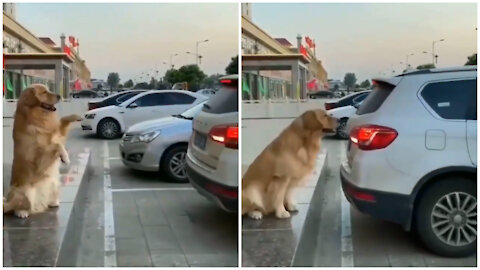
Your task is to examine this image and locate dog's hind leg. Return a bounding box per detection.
[268,176,291,219]
[48,181,60,208]
[284,185,298,212]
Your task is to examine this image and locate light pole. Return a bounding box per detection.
[428,39,445,65]
[186,51,203,65]
[195,39,209,65]
[170,53,178,69]
[405,53,414,69]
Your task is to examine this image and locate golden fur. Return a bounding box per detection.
[242,109,337,219]
[3,84,81,218]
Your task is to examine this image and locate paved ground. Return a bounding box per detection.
[3,117,238,267]
[311,136,476,267]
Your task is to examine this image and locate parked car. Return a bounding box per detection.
[87,90,146,110]
[119,100,207,183]
[308,90,335,99]
[72,90,98,98]
[186,75,238,212]
[326,91,371,139]
[325,90,371,110]
[341,66,477,257]
[197,89,217,97]
[81,90,207,139]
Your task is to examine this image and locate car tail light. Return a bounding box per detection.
[350,125,397,150]
[205,183,238,199]
[88,103,98,110]
[209,124,238,149]
[325,102,336,110]
[346,185,376,202]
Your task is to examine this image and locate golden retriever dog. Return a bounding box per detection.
[242,109,337,219]
[3,84,81,218]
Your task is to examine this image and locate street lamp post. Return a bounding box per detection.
[430,39,445,65]
[195,39,209,65]
[170,53,178,69]
[186,51,203,65]
[405,53,414,69]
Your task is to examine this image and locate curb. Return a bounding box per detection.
[291,151,330,266]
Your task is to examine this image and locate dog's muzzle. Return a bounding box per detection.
[41,103,56,111]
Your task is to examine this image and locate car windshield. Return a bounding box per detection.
[177,101,207,119]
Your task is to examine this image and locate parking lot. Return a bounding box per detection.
[310,137,476,267]
[2,118,238,267]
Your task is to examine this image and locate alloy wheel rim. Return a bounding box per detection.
[431,192,477,247]
[337,121,348,138]
[103,122,118,138]
[169,152,187,179]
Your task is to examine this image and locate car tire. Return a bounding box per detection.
[161,145,188,183]
[336,118,349,139]
[414,177,476,257]
[97,118,121,139]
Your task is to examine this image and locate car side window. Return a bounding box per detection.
[162,93,196,105]
[134,93,165,107]
[421,79,477,120]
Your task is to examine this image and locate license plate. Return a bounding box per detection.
[194,132,207,150]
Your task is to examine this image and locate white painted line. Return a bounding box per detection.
[103,141,116,267]
[112,187,195,193]
[108,157,121,160]
[340,143,354,267]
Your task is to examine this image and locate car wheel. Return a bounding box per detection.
[414,177,476,257]
[161,145,188,183]
[97,118,121,139]
[336,118,349,139]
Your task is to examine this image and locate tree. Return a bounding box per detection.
[164,65,207,91]
[360,79,371,89]
[343,73,357,94]
[118,84,123,89]
[134,82,150,89]
[149,77,158,89]
[416,64,435,70]
[107,72,120,91]
[124,79,134,88]
[225,56,238,75]
[465,53,477,65]
[202,74,223,89]
[333,84,339,92]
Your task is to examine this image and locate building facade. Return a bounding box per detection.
[3,4,91,99]
[241,3,328,100]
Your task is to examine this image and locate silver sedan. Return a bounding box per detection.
[119,101,206,182]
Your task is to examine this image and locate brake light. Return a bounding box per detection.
[205,183,238,199]
[220,79,232,84]
[325,103,335,110]
[209,124,238,149]
[350,125,397,150]
[346,186,376,202]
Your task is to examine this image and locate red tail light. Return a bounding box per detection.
[205,183,238,199]
[325,103,335,110]
[209,124,238,149]
[346,185,376,202]
[350,125,397,150]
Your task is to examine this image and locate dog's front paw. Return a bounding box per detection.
[14,210,29,219]
[248,211,263,220]
[286,202,298,212]
[60,149,70,164]
[275,209,291,219]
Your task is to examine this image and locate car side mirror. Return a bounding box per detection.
[353,103,360,109]
[128,102,138,109]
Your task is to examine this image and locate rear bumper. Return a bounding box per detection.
[186,162,238,212]
[340,164,413,230]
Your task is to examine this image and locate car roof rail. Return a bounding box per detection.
[397,65,477,77]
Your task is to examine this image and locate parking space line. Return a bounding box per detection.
[108,157,121,160]
[103,141,117,267]
[111,187,195,193]
[340,143,354,267]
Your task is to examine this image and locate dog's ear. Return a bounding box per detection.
[302,110,323,130]
[17,87,38,107]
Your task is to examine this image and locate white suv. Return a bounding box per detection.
[186,75,238,212]
[341,66,477,257]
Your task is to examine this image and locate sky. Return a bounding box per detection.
[16,3,238,82]
[251,3,477,81]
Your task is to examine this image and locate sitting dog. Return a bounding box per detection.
[3,84,81,218]
[242,109,337,219]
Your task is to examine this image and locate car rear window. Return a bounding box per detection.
[421,79,476,120]
[357,82,395,115]
[202,85,238,114]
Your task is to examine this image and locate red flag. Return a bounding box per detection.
[68,36,79,47]
[300,45,307,57]
[63,46,72,56]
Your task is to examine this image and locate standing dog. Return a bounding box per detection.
[3,84,81,218]
[242,109,337,219]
